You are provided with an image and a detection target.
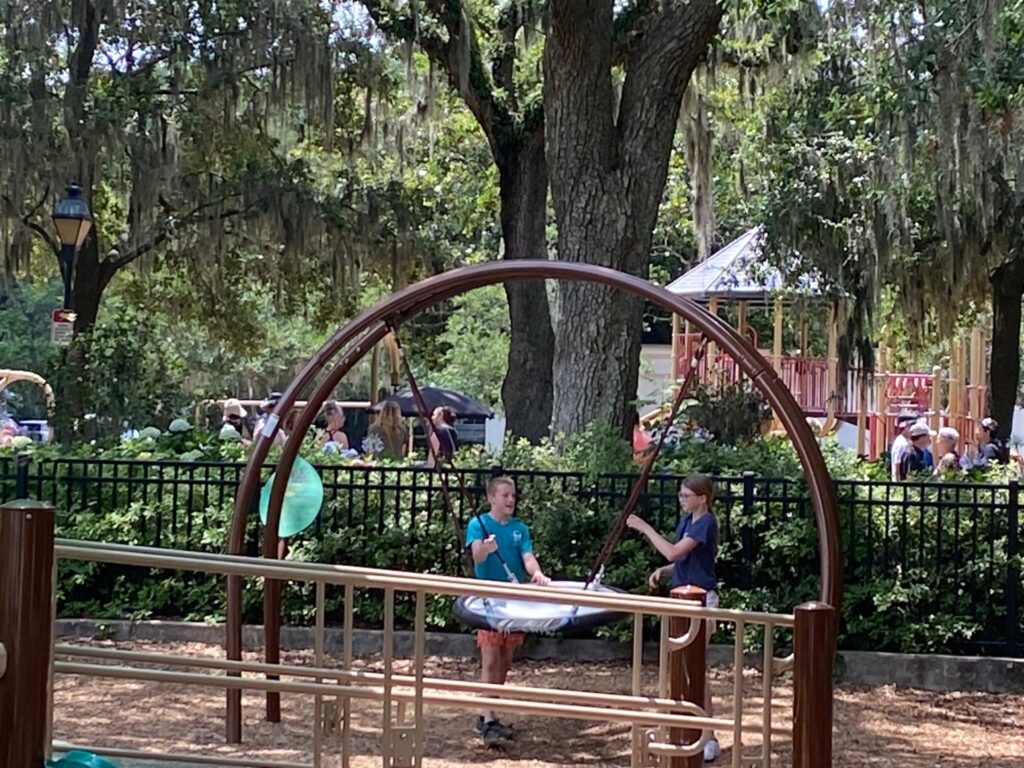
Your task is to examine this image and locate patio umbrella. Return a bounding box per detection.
[370,387,493,419]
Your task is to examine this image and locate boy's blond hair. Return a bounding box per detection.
[486,475,515,497]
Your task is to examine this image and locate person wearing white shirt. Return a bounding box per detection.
[889,413,917,482]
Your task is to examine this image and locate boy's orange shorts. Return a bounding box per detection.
[475,629,525,649]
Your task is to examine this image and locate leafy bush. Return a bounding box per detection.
[683,380,773,445]
[2,420,1020,655]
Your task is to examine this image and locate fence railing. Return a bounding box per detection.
[1,454,1020,657]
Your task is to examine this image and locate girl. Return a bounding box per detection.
[366,401,409,459]
[626,473,721,763]
[320,401,350,452]
[426,405,458,467]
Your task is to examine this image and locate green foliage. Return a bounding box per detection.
[5,418,1018,655]
[0,279,60,418]
[683,381,773,445]
[430,285,509,409]
[47,299,189,439]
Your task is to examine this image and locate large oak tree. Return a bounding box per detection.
[544,0,722,435]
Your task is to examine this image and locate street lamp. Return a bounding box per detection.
[51,183,93,309]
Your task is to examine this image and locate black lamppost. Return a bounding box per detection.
[51,183,93,310]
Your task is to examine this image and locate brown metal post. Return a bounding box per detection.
[668,586,706,768]
[264,537,288,722]
[0,500,56,768]
[793,601,837,768]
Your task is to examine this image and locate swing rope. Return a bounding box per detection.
[583,335,709,590]
[386,322,520,584]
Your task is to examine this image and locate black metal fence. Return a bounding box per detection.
[0,454,1019,657]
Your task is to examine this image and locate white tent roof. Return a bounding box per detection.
[665,226,823,304]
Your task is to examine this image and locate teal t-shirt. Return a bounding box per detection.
[464,514,533,583]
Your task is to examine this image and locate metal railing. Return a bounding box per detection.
[37,538,834,768]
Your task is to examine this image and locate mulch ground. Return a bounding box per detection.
[53,639,1024,767]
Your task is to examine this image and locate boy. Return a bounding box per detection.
[464,476,550,746]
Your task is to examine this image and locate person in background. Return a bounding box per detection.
[221,398,251,446]
[254,392,286,446]
[320,401,350,452]
[426,405,458,467]
[365,400,409,459]
[972,417,1006,467]
[898,422,934,479]
[632,411,653,463]
[934,427,962,475]
[889,413,918,482]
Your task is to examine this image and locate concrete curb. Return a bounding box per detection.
[55,619,1024,694]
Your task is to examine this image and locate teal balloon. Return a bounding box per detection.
[48,751,120,768]
[259,457,324,537]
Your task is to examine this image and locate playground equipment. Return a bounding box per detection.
[2,527,834,768]
[222,259,841,764]
[0,262,840,768]
[659,228,989,459]
[0,369,55,442]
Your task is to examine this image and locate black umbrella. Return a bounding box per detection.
[369,387,493,419]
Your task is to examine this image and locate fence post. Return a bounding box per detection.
[740,471,755,590]
[1007,481,1020,657]
[14,451,30,500]
[0,499,56,768]
[793,601,836,768]
[668,586,706,768]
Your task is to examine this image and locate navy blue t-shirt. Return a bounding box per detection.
[670,512,718,591]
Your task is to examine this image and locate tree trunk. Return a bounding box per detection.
[498,127,555,442]
[989,257,1024,440]
[70,233,106,333]
[544,0,721,437]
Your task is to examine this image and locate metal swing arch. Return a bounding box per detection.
[223,260,843,742]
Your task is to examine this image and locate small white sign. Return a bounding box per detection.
[51,308,75,345]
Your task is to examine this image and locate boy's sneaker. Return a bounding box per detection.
[703,737,721,763]
[474,716,513,745]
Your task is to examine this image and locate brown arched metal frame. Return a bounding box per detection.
[223,260,843,741]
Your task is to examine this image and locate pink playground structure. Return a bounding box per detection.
[661,227,989,459]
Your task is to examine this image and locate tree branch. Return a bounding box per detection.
[364,0,511,146]
[616,0,722,206]
[1,189,59,256]
[101,198,250,275]
[611,0,658,65]
[492,2,521,108]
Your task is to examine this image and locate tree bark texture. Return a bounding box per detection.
[498,128,555,442]
[544,0,722,436]
[989,257,1024,440]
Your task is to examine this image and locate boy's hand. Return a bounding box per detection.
[482,535,498,554]
[531,570,551,586]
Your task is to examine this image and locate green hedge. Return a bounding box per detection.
[2,423,1020,656]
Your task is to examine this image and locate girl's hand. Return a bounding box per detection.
[626,514,648,532]
[531,570,551,586]
[647,568,664,591]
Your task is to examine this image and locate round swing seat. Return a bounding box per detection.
[453,581,629,636]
